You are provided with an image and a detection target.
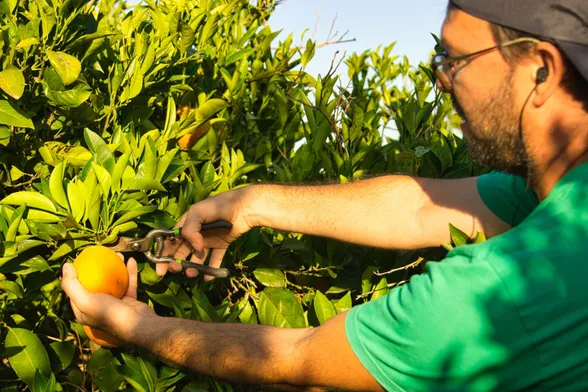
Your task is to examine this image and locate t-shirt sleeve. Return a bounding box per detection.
[345,252,537,391]
[476,171,539,226]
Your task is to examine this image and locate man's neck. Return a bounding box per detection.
[530,123,588,200]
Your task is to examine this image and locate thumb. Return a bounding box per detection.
[61,263,90,309]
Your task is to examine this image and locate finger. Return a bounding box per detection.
[173,241,193,261]
[168,261,183,273]
[181,210,205,252]
[185,267,199,278]
[156,262,169,277]
[204,249,227,282]
[125,258,138,299]
[116,252,125,261]
[61,264,90,310]
[173,210,189,230]
[190,247,209,264]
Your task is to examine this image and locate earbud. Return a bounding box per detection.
[536,67,548,84]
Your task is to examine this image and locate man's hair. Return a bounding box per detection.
[447,2,588,112]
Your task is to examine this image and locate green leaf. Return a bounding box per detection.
[225,48,254,66]
[116,365,148,392]
[0,125,9,146]
[449,223,470,247]
[139,139,157,180]
[313,291,336,324]
[87,349,124,392]
[67,182,85,222]
[191,288,220,322]
[138,357,156,392]
[49,341,75,372]
[155,148,178,182]
[66,369,83,387]
[140,262,162,286]
[1,192,56,212]
[195,98,229,123]
[0,66,25,100]
[13,255,52,275]
[0,100,34,128]
[0,280,23,298]
[125,72,144,101]
[4,240,46,257]
[46,50,81,86]
[49,162,68,209]
[92,163,112,199]
[25,210,61,223]
[6,205,25,241]
[257,288,306,328]
[473,231,487,244]
[66,32,116,48]
[253,268,285,288]
[111,152,130,193]
[370,277,389,301]
[5,327,51,388]
[84,129,115,173]
[334,291,352,314]
[48,239,91,261]
[45,142,92,167]
[361,266,378,295]
[122,179,166,192]
[32,369,56,392]
[45,82,92,107]
[180,23,195,53]
[112,205,156,227]
[301,39,316,68]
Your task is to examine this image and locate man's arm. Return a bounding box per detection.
[244,175,509,250]
[130,312,384,391]
[162,175,509,277]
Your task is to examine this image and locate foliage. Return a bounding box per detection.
[0,0,488,390]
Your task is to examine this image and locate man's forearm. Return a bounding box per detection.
[243,175,433,250]
[241,175,505,249]
[131,314,308,387]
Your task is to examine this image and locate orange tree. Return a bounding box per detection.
[0,0,487,390]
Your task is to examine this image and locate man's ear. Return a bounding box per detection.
[532,42,566,107]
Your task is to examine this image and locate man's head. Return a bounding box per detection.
[434,1,588,180]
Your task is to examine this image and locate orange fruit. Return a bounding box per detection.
[177,121,212,150]
[73,246,129,347]
[82,325,122,348]
[176,105,194,118]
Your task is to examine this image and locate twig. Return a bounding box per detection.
[312,9,320,40]
[373,257,424,276]
[355,280,408,300]
[327,14,338,42]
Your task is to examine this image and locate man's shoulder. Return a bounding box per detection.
[346,248,541,391]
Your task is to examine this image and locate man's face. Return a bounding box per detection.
[440,8,530,178]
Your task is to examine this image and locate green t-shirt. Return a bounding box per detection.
[346,163,588,391]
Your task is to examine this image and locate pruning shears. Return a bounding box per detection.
[108,220,233,278]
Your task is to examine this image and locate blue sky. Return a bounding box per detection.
[268,0,449,80]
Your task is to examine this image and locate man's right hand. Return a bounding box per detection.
[158,187,255,280]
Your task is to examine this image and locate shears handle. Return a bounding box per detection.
[170,219,233,237]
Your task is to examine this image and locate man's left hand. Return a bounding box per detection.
[61,256,157,345]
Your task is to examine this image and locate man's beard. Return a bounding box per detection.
[452,75,532,179]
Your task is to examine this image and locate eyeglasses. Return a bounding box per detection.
[430,37,541,92]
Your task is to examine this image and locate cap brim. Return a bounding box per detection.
[557,40,588,82]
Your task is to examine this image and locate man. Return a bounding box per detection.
[62,1,588,390]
